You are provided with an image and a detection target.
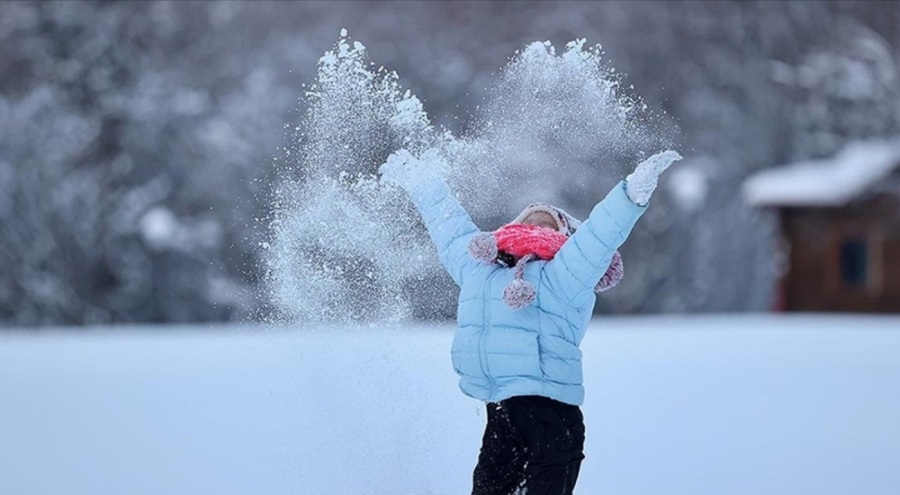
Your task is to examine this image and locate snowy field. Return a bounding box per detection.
[1,315,899,495]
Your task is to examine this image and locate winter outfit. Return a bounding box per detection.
[379,148,679,495]
[381,150,647,406]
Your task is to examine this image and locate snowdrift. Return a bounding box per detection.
[1,315,899,495]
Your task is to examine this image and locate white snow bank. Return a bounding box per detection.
[1,315,899,495]
[743,138,900,206]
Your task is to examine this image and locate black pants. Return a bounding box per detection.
[471,395,585,495]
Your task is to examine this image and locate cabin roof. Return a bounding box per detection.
[743,138,900,207]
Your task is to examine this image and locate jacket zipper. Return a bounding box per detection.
[480,272,497,400]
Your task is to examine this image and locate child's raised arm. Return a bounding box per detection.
[542,151,682,305]
[379,149,483,287]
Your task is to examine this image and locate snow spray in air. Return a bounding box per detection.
[457,39,674,213]
[262,31,675,324]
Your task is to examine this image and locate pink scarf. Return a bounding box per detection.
[494,224,568,260]
[469,224,624,310]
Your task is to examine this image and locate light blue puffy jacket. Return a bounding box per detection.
[406,176,647,406]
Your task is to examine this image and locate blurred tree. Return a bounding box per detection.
[0,1,296,324]
[0,0,898,325]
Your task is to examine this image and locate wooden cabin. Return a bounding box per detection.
[743,140,900,313]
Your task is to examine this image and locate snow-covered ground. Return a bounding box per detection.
[1,315,899,495]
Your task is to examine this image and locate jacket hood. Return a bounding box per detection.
[509,203,581,237]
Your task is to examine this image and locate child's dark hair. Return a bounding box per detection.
[496,251,517,268]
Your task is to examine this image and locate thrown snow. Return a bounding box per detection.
[264,33,447,324]
[743,138,900,207]
[1,315,899,495]
[263,31,675,324]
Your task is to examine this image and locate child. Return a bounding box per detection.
[380,148,682,495]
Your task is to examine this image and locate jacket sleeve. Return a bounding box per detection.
[542,180,647,305]
[404,174,484,287]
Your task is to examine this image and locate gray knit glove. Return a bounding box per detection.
[624,150,683,206]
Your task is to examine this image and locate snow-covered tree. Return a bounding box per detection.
[1,1,898,325]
